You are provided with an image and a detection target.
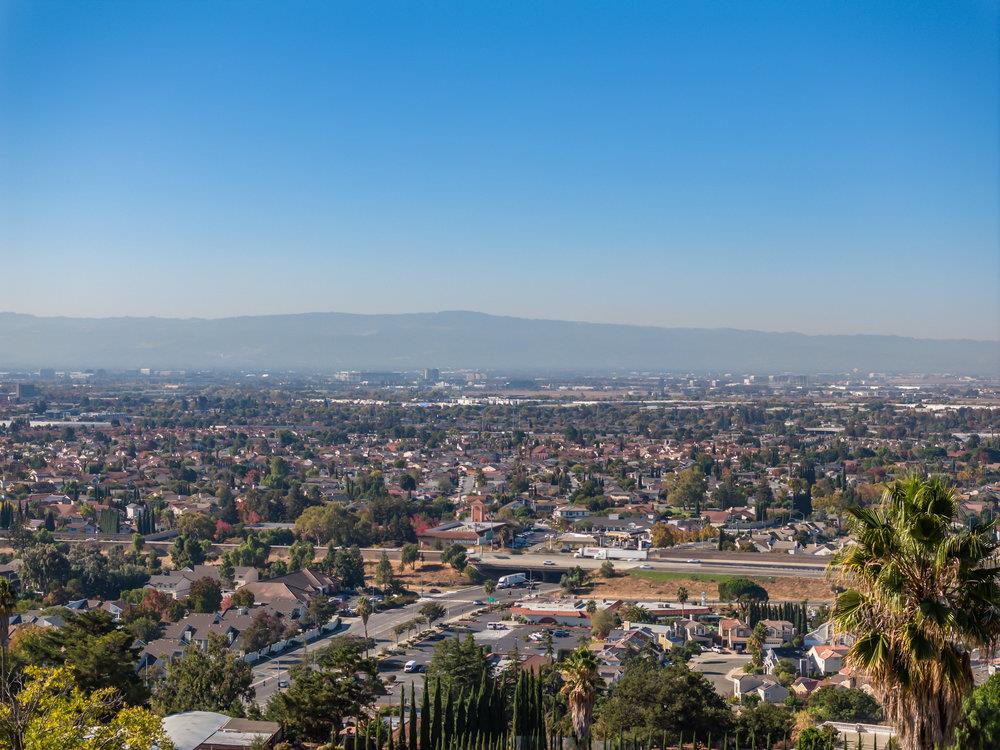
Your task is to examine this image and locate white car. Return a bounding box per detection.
[686,559,702,564]
[637,563,652,570]
[542,560,556,566]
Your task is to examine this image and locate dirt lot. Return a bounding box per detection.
[365,560,469,592]
[584,570,836,602]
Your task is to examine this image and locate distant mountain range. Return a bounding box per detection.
[0,311,995,374]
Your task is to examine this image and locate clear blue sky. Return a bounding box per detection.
[1,1,997,340]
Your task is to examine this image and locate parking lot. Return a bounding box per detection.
[376,608,587,706]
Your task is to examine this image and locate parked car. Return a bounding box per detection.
[552,629,570,638]
[403,660,424,673]
[486,622,507,630]
[277,679,289,689]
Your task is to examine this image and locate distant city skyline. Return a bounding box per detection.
[1,1,997,340]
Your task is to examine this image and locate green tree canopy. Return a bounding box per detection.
[152,633,254,716]
[734,701,794,748]
[333,546,366,589]
[596,659,733,741]
[806,687,883,724]
[188,577,222,613]
[948,671,1000,750]
[426,634,489,694]
[718,576,769,603]
[0,666,171,750]
[11,610,147,706]
[266,636,381,743]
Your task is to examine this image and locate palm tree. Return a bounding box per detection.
[559,646,600,749]
[357,595,373,652]
[676,586,689,618]
[829,476,1000,750]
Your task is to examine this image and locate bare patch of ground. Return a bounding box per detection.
[584,570,835,602]
[366,561,469,592]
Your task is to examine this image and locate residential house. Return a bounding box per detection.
[731,673,790,704]
[808,645,850,675]
[719,618,751,650]
[161,712,281,750]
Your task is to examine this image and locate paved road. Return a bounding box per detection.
[250,584,495,706]
[689,651,750,697]
[472,552,827,578]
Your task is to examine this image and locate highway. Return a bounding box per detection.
[0,533,827,577]
[470,551,828,578]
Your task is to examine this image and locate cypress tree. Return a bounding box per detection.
[535,671,545,750]
[463,690,477,745]
[431,679,443,750]
[421,678,432,750]
[453,690,465,746]
[410,683,419,750]
[512,672,524,746]
[443,687,454,750]
[399,690,407,750]
[476,673,490,733]
[495,680,506,737]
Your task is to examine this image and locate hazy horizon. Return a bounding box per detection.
[0,308,997,343]
[2,1,998,340]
